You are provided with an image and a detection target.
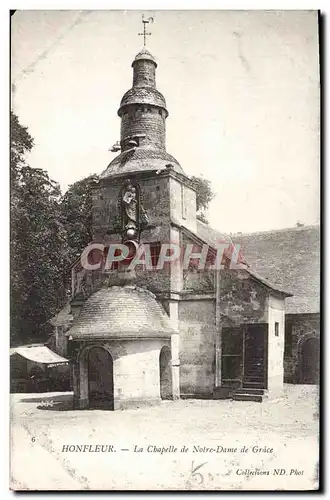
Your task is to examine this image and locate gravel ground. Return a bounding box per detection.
[10,384,319,491]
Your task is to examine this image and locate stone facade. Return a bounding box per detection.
[60,46,292,410]
[177,269,287,400]
[67,286,177,409]
[267,295,286,396]
[285,313,320,384]
[72,338,171,410]
[179,297,216,397]
[120,107,166,151]
[219,268,269,325]
[234,226,320,385]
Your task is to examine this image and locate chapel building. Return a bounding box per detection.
[65,45,291,410]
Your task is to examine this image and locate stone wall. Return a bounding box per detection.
[90,174,173,294]
[267,295,285,396]
[180,233,214,293]
[219,268,269,326]
[132,60,156,88]
[92,174,171,240]
[89,171,199,297]
[178,298,216,397]
[284,313,320,383]
[73,338,171,410]
[170,177,197,233]
[48,327,68,357]
[120,106,166,150]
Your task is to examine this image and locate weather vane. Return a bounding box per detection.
[138,14,154,47]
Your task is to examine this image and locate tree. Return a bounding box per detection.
[59,174,215,271]
[60,174,98,269]
[10,112,68,345]
[10,112,34,181]
[10,114,216,344]
[190,176,215,224]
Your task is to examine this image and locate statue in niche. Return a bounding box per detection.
[123,182,138,227]
[120,179,148,241]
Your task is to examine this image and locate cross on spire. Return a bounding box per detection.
[138,15,154,46]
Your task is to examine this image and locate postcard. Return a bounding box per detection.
[10,9,320,491]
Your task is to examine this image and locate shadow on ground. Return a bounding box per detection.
[18,393,74,411]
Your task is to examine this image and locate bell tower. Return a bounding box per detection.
[92,19,197,284]
[118,47,168,153]
[101,18,184,178]
[72,21,198,403]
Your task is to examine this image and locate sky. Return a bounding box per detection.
[11,9,320,233]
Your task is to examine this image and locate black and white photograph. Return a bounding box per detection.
[10,9,320,491]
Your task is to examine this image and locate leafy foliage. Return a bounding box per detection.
[10,112,216,345]
[60,175,97,262]
[190,176,215,224]
[10,112,34,178]
[10,112,68,345]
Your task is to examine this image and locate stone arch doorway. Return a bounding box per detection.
[298,335,319,385]
[159,346,172,400]
[87,347,114,410]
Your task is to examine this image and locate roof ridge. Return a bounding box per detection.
[196,220,233,243]
[88,285,157,300]
[233,224,320,238]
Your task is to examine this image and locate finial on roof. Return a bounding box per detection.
[138,14,154,47]
[132,46,157,66]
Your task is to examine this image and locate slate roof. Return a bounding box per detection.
[66,285,175,340]
[196,220,232,247]
[119,87,167,112]
[100,146,184,177]
[233,225,320,314]
[49,302,73,327]
[194,220,290,296]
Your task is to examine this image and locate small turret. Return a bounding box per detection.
[101,28,184,178]
[117,47,168,153]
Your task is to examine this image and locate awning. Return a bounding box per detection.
[10,345,69,367]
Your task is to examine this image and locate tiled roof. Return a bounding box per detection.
[195,220,290,295]
[196,220,232,247]
[49,302,73,327]
[196,220,249,267]
[133,48,157,66]
[119,87,167,111]
[67,285,175,340]
[100,146,184,177]
[233,225,320,314]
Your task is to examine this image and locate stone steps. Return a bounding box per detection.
[240,387,264,395]
[232,387,267,403]
[233,393,263,403]
[242,381,264,389]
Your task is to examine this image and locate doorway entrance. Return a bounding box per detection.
[159,346,172,400]
[88,347,114,410]
[299,336,319,384]
[243,324,267,389]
